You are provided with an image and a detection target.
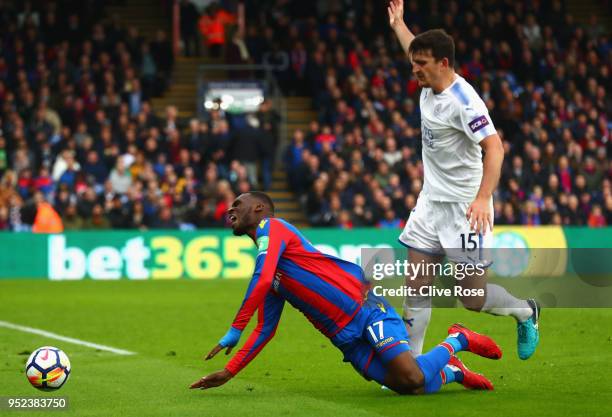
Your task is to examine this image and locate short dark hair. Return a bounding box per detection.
[408,29,455,68]
[248,191,275,214]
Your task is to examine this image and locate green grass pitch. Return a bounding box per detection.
[1,279,611,417]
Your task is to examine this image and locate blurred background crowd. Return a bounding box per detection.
[0,0,609,231]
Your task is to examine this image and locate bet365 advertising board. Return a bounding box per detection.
[0,227,610,280]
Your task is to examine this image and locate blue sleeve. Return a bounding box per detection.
[231,218,286,331]
[226,292,285,375]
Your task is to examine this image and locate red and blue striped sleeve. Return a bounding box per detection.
[230,218,286,331]
[225,292,285,375]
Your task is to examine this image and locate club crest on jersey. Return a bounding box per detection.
[258,219,268,229]
[257,236,269,252]
[469,115,489,133]
[422,125,434,148]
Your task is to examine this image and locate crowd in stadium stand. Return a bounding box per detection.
[243,0,610,228]
[0,0,610,232]
[0,0,276,232]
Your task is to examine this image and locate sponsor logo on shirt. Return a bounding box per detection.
[422,125,435,148]
[258,219,268,229]
[469,115,489,133]
[375,336,395,349]
[273,272,281,291]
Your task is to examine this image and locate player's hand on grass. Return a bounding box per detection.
[388,0,404,29]
[206,326,241,359]
[190,369,233,390]
[467,197,493,235]
[205,343,233,360]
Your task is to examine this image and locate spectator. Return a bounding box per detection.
[52,150,80,183]
[306,177,328,226]
[521,201,541,226]
[180,0,200,57]
[62,202,84,231]
[109,157,132,194]
[107,195,130,229]
[230,114,261,186]
[151,205,179,229]
[351,193,374,226]
[225,26,251,78]
[32,191,63,233]
[377,209,402,228]
[82,150,108,188]
[151,30,174,84]
[128,200,149,230]
[588,205,606,228]
[33,167,53,197]
[83,203,110,229]
[198,3,235,58]
[338,210,353,229]
[258,122,276,190]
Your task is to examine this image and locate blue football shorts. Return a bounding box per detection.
[331,291,411,385]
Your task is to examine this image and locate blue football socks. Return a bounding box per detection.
[443,332,468,353]
[443,365,464,384]
[414,333,468,393]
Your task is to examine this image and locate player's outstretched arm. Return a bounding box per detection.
[230,219,285,331]
[224,293,285,375]
[388,0,415,55]
[191,220,286,390]
[190,293,285,390]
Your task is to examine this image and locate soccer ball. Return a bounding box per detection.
[25,346,71,391]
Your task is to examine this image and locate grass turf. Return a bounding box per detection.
[0,279,611,417]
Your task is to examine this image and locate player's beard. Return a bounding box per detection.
[232,225,247,236]
[231,214,252,236]
[232,220,246,236]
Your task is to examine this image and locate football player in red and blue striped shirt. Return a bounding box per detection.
[190,192,502,394]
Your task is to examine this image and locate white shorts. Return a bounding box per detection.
[398,193,493,264]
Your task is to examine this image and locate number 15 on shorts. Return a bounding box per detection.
[460,233,479,251]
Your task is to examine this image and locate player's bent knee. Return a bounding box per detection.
[398,371,424,389]
[386,368,424,392]
[460,297,485,311]
[387,374,425,395]
[463,301,484,312]
[384,348,425,393]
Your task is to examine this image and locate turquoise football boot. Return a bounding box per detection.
[517,299,540,360]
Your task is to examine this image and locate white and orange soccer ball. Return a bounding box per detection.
[25,346,71,391]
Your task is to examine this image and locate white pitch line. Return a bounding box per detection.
[0,320,136,355]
